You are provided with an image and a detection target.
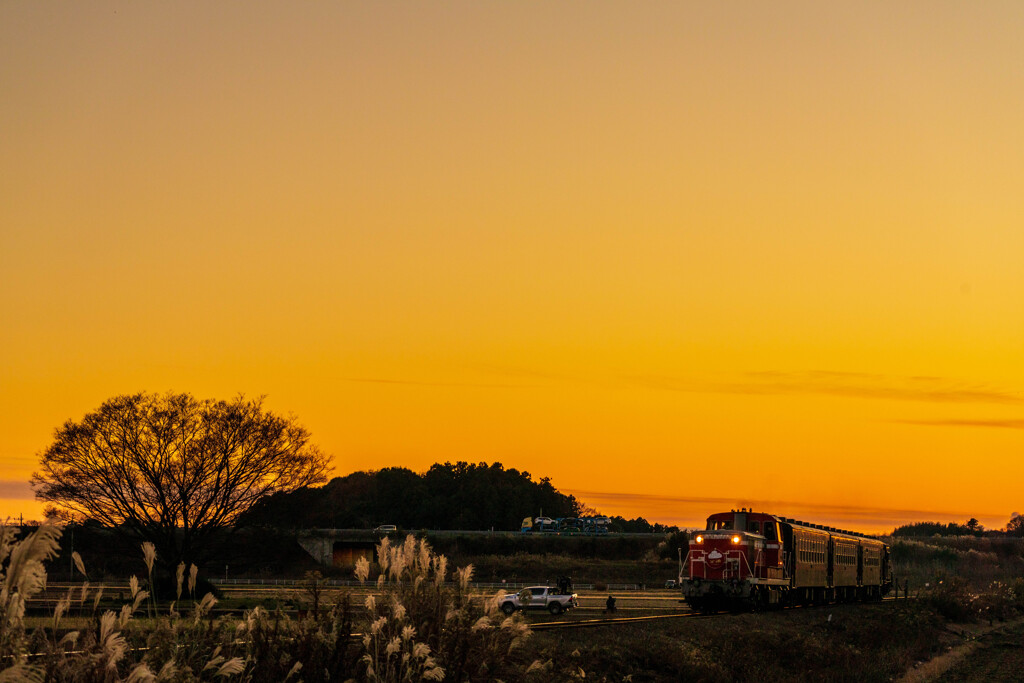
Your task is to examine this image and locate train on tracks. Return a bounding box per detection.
[681,509,893,612]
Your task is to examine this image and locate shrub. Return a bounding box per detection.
[920,576,981,622]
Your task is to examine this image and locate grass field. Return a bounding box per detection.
[505,601,951,682]
[5,526,1024,681]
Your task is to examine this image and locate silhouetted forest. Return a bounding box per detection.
[241,461,587,531]
[892,515,1024,537]
[892,520,981,537]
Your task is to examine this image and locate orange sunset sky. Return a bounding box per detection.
[2,2,1023,534]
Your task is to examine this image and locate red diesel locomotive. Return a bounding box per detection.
[681,509,893,611]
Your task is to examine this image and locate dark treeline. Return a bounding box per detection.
[242,461,678,533]
[892,514,1024,538]
[242,461,585,531]
[893,521,982,537]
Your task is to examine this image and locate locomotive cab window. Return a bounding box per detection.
[709,521,733,530]
[764,524,778,541]
[747,521,761,534]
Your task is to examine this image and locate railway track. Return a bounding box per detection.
[525,595,906,631]
[30,580,908,628]
[530,611,702,631]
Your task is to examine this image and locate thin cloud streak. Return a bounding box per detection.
[636,370,1024,405]
[567,489,1007,534]
[474,364,589,384]
[0,480,35,500]
[343,377,525,389]
[894,418,1024,429]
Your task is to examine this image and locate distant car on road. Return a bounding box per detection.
[374,524,397,533]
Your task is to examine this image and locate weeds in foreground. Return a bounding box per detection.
[919,575,1024,624]
[355,535,531,682]
[2,524,533,682]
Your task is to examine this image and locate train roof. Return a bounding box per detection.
[706,509,882,541]
[776,516,882,541]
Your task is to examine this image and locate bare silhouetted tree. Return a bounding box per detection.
[31,392,330,565]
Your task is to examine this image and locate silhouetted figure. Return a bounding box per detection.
[557,576,573,595]
[605,595,616,613]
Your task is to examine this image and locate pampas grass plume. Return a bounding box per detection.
[175,562,185,600]
[141,542,157,574]
[71,550,86,577]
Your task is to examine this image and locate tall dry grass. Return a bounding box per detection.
[2,524,534,682]
[354,535,531,682]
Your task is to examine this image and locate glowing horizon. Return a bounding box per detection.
[3,2,1023,535]
[2,473,1009,536]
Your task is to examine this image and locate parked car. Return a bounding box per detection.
[499,586,578,616]
[374,524,397,533]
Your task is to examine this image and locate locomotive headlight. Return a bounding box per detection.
[731,535,741,544]
[695,535,703,544]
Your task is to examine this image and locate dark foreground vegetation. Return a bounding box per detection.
[507,595,1024,682]
[5,522,1024,682]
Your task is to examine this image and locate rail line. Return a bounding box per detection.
[524,595,906,632]
[530,611,702,631]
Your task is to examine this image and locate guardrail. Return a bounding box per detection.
[299,528,670,539]
[39,579,658,593]
[207,579,649,591]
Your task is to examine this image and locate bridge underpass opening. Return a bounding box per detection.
[332,541,374,568]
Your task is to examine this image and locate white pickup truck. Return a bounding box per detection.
[499,586,579,615]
